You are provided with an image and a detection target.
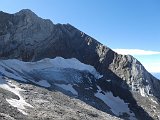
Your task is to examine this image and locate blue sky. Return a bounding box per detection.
[0,0,160,73]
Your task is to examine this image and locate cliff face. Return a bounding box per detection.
[0,9,160,119]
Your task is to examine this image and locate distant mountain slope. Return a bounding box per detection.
[0,9,160,120]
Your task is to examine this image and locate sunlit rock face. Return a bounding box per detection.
[0,9,160,120]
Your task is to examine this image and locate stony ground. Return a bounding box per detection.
[132,92,160,120]
[0,79,121,120]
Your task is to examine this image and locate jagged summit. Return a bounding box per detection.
[15,9,38,18]
[0,9,160,120]
[17,9,35,14]
[15,9,53,23]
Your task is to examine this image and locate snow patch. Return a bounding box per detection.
[55,83,78,95]
[34,80,51,88]
[106,79,111,82]
[150,98,158,104]
[0,77,33,115]
[95,86,136,119]
[139,88,146,97]
[139,85,151,97]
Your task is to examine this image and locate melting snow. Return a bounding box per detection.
[106,79,111,82]
[95,86,136,119]
[34,80,51,88]
[48,57,102,79]
[139,85,151,97]
[0,57,102,80]
[0,77,33,115]
[150,98,158,104]
[55,83,78,95]
[139,88,146,97]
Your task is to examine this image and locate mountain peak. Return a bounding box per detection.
[15,9,39,22]
[16,9,36,16]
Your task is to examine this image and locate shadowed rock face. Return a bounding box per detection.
[0,9,160,119]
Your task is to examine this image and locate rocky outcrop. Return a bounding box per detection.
[109,54,160,97]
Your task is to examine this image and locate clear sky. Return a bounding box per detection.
[0,0,160,73]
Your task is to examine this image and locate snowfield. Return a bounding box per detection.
[0,57,102,81]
